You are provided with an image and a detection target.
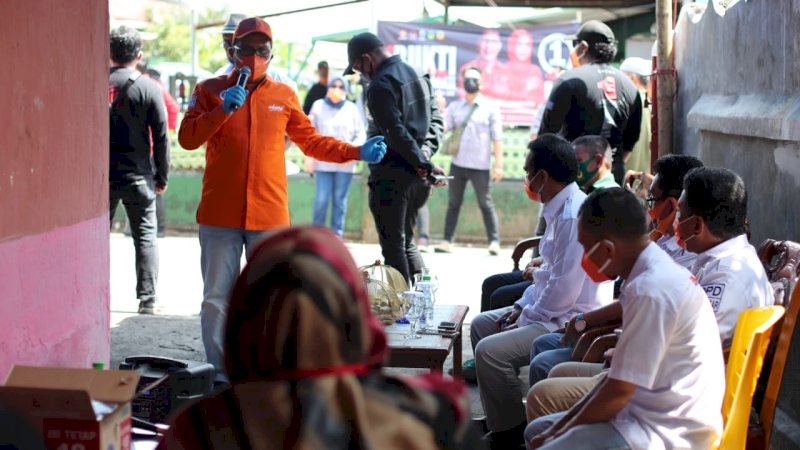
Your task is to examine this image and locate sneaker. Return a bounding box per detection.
[137,300,155,315]
[449,358,477,383]
[418,238,430,253]
[434,241,453,253]
[488,241,501,256]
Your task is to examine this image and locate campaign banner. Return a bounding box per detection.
[377,21,579,126]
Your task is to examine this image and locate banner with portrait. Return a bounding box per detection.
[377,21,579,126]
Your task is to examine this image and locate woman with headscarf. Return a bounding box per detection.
[158,225,483,449]
[304,77,366,238]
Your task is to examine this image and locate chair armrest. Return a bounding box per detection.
[511,237,542,271]
[581,334,619,363]
[570,323,621,362]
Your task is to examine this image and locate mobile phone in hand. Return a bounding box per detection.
[427,174,453,184]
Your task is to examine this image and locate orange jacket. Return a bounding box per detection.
[179,73,360,230]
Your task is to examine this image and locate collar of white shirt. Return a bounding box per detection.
[625,241,665,286]
[542,182,581,225]
[692,234,750,274]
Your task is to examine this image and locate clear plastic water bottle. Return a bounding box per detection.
[416,275,435,329]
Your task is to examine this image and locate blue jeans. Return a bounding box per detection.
[199,225,271,382]
[312,171,354,237]
[525,411,631,450]
[529,332,573,386]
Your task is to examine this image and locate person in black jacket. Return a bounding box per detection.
[538,20,642,185]
[109,26,170,314]
[302,60,328,115]
[344,32,446,283]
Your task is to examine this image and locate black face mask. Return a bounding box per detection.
[464,78,480,94]
[359,56,372,83]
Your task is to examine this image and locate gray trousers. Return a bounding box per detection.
[525,411,630,450]
[471,306,549,432]
[443,163,500,243]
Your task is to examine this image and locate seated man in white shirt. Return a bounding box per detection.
[470,134,614,448]
[526,154,704,391]
[676,167,775,347]
[525,163,774,423]
[526,187,725,450]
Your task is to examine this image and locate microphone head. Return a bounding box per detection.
[239,66,252,76]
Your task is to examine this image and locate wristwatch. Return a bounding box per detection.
[574,313,587,333]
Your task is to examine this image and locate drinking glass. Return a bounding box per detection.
[404,294,423,339]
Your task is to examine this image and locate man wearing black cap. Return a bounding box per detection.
[538,20,642,185]
[344,32,446,283]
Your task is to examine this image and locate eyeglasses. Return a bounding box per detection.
[233,45,271,58]
[330,85,345,90]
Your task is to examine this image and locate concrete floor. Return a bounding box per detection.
[109,232,531,418]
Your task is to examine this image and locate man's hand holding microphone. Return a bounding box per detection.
[222,66,251,115]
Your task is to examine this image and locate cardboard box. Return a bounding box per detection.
[0,365,141,450]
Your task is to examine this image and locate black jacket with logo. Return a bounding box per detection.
[539,62,642,154]
[365,55,444,181]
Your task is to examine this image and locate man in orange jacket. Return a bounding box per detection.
[178,17,386,385]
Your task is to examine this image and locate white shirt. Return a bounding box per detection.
[515,183,614,329]
[445,96,503,170]
[655,234,696,270]
[308,99,366,173]
[691,234,774,346]
[609,242,725,450]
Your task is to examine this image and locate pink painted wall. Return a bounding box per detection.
[0,0,109,378]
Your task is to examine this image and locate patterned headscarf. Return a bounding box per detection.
[159,226,480,450]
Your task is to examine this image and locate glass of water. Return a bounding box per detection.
[403,292,423,339]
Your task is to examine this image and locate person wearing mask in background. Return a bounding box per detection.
[109,26,170,315]
[539,20,642,185]
[215,13,298,94]
[344,32,446,284]
[304,76,366,237]
[435,66,504,256]
[572,135,619,193]
[468,134,613,449]
[303,61,329,115]
[179,18,386,385]
[526,188,724,450]
[619,56,653,177]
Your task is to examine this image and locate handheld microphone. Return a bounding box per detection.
[237,66,251,88]
[230,66,251,112]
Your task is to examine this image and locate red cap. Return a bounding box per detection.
[233,17,272,42]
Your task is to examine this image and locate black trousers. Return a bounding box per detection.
[110,177,159,303]
[368,175,431,284]
[481,270,529,312]
[443,163,500,244]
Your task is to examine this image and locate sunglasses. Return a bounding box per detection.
[233,45,271,58]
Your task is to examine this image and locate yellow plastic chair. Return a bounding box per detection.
[717,305,785,450]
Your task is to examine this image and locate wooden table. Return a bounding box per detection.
[384,305,469,378]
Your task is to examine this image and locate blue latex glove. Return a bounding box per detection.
[221,86,248,115]
[359,136,387,163]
